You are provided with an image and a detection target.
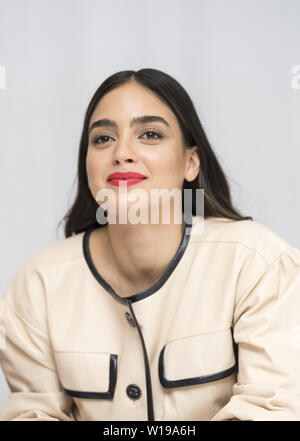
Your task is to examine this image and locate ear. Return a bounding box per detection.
[184,146,200,182]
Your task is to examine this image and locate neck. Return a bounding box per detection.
[105,212,187,287]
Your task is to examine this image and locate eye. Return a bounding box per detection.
[139,129,163,140]
[91,129,163,146]
[92,134,114,145]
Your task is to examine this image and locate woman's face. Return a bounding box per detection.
[86,81,199,221]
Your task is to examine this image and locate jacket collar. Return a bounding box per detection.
[83,218,193,305]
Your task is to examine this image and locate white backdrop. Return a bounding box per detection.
[0,0,299,409]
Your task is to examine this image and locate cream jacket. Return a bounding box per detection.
[1,216,300,421]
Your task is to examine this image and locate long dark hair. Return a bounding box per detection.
[58,68,253,238]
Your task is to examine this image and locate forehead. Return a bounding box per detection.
[90,83,179,128]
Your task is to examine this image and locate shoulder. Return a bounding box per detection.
[191,215,293,266]
[1,231,87,310]
[21,230,86,276]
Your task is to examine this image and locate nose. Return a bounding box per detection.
[111,136,136,165]
[112,156,134,165]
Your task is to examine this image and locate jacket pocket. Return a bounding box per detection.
[159,328,238,389]
[54,351,118,399]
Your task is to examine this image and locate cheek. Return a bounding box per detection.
[86,151,102,194]
[86,153,94,185]
[151,152,185,186]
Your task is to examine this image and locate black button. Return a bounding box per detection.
[125,312,136,328]
[126,384,141,400]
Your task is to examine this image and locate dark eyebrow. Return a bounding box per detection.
[88,115,170,135]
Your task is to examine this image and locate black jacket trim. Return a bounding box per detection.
[158,344,238,389]
[129,302,155,421]
[231,326,239,371]
[62,354,117,399]
[82,220,192,305]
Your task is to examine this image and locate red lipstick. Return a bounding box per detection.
[107,171,147,187]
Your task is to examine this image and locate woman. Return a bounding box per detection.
[1,68,300,421]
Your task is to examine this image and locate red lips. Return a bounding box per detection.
[107,172,147,181]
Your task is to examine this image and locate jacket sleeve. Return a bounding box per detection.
[0,265,75,421]
[212,246,300,421]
